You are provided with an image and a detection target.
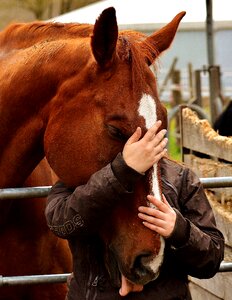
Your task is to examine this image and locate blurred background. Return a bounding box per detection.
[0,0,97,28]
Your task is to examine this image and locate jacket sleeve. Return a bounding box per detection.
[45,153,143,238]
[166,167,224,279]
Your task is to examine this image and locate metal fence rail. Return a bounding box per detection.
[200,176,232,188]
[1,177,232,199]
[0,177,232,286]
[1,262,232,286]
[0,186,52,199]
[0,273,70,286]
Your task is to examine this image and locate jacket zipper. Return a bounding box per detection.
[86,272,98,300]
[91,276,98,300]
[86,270,93,300]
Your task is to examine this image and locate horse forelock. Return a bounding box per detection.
[117,36,132,62]
[116,34,160,99]
[118,32,159,69]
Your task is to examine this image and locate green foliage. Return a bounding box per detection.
[164,103,181,162]
[168,118,181,161]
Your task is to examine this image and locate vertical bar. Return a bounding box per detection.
[206,0,219,124]
[209,66,222,123]
[206,0,215,66]
[194,70,202,107]
[188,63,194,100]
[171,70,182,147]
[159,57,178,97]
[171,70,182,107]
[179,105,187,163]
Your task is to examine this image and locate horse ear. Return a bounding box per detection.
[91,7,118,68]
[142,11,186,65]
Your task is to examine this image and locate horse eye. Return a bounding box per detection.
[107,125,127,142]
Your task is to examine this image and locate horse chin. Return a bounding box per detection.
[106,257,161,288]
[121,257,162,286]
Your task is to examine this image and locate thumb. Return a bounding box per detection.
[125,127,142,145]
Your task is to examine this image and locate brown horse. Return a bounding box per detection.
[0,7,185,299]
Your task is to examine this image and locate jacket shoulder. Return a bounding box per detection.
[160,157,185,186]
[160,157,202,200]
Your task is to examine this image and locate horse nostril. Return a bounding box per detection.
[133,252,154,279]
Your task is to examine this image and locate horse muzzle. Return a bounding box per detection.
[128,251,162,285]
[106,236,165,287]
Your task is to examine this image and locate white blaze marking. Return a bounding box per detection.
[138,94,161,201]
[138,94,157,129]
[138,93,165,276]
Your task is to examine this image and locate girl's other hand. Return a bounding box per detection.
[122,121,168,174]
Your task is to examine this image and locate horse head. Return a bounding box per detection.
[43,7,185,286]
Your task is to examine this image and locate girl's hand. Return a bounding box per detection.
[122,121,168,174]
[138,195,176,238]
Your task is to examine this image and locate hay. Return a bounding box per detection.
[182,108,232,147]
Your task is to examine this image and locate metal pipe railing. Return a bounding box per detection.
[0,186,52,199]
[200,177,232,188]
[1,177,232,199]
[0,261,231,286]
[219,262,232,273]
[0,273,70,286]
[0,177,231,286]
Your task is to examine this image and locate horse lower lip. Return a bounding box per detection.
[126,267,159,286]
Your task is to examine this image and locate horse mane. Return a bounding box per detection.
[1,21,159,75]
[0,21,93,50]
[1,21,159,64]
[0,20,159,97]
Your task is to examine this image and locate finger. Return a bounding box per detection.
[138,206,165,221]
[143,121,162,141]
[153,148,168,163]
[147,195,162,205]
[125,127,142,145]
[153,138,168,155]
[147,195,168,212]
[151,129,167,147]
[142,221,167,236]
[138,211,165,224]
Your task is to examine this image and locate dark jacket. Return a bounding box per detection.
[45,154,224,300]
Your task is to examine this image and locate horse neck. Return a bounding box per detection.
[0,22,93,188]
[0,93,46,187]
[0,105,46,187]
